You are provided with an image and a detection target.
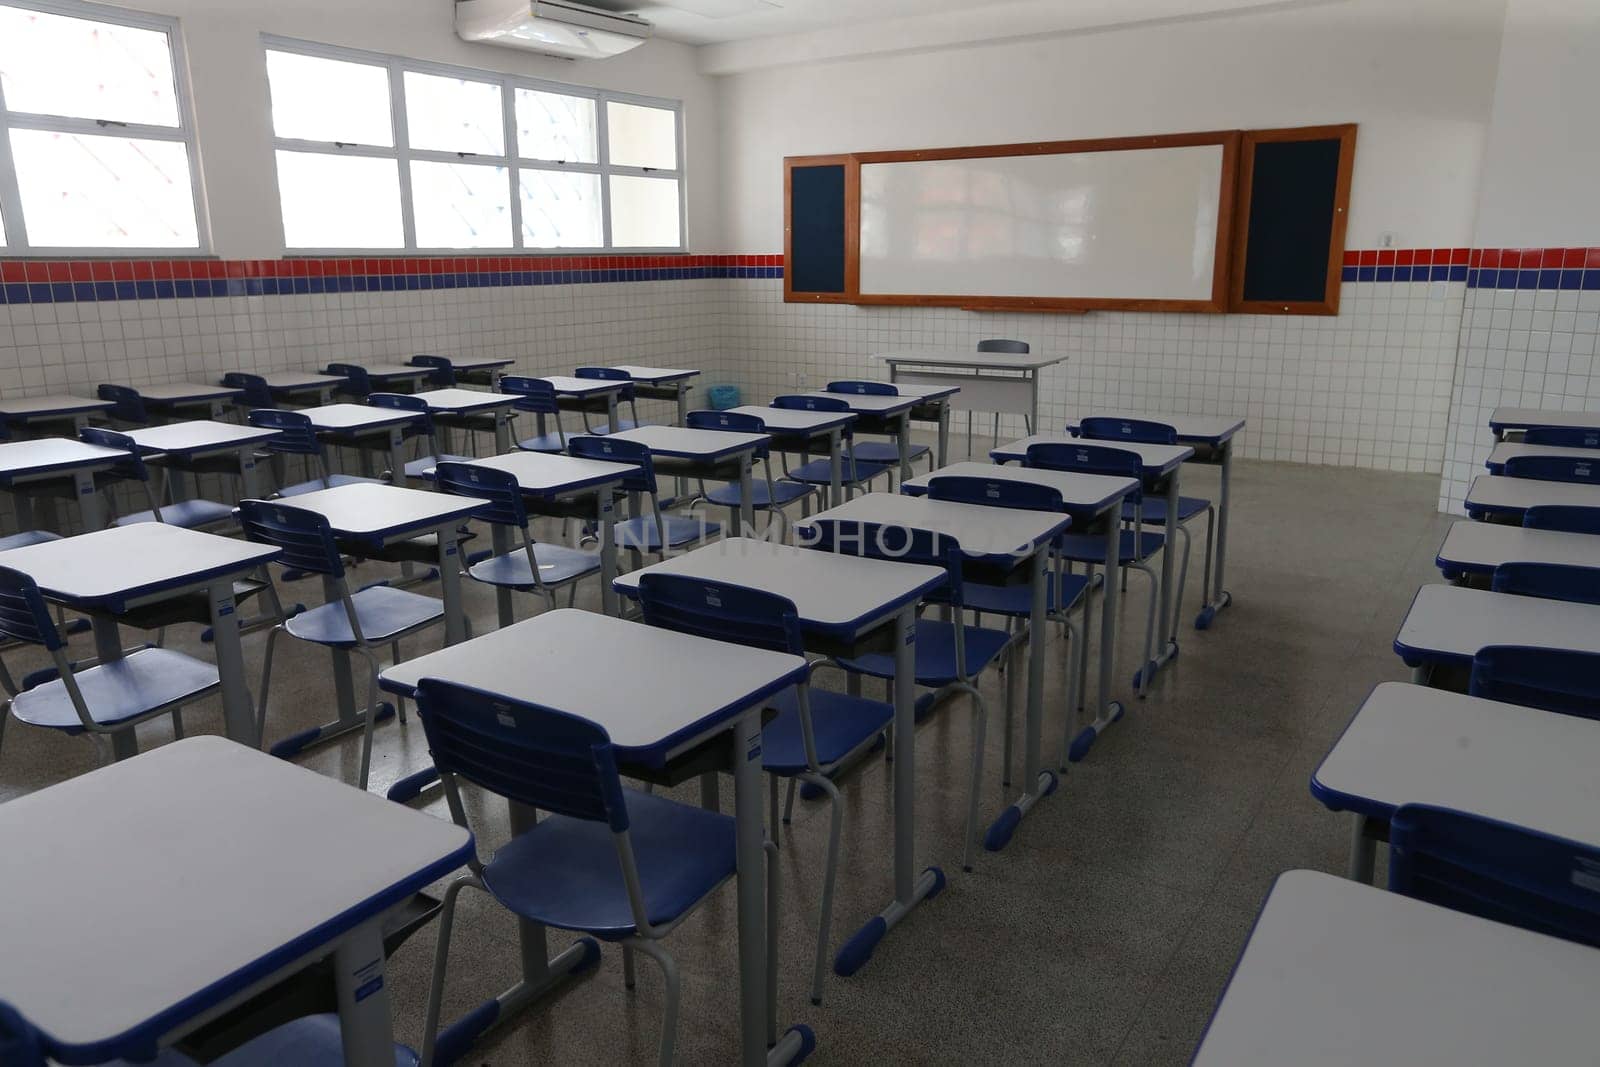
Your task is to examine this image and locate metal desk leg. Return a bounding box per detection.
[240,449,263,499]
[737,453,754,536]
[386,428,406,487]
[936,402,950,469]
[597,489,618,616]
[987,549,1058,850]
[493,410,511,454]
[208,578,258,748]
[1143,468,1182,683]
[490,524,515,629]
[835,605,945,979]
[1068,510,1126,763]
[1348,814,1377,883]
[334,918,398,1067]
[897,413,913,481]
[1196,438,1235,630]
[91,614,139,761]
[731,706,769,1065]
[676,381,688,427]
[269,574,393,764]
[828,429,843,508]
[436,525,467,644]
[74,470,106,531]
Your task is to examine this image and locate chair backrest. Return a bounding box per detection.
[433,461,529,529]
[1078,417,1178,446]
[237,499,345,578]
[410,354,456,387]
[1523,505,1600,535]
[0,566,66,651]
[977,339,1029,354]
[1523,427,1600,449]
[687,409,765,434]
[1389,803,1600,948]
[500,375,560,415]
[324,362,373,398]
[773,394,849,414]
[96,384,150,426]
[576,366,635,400]
[222,372,277,409]
[1491,561,1600,606]
[827,380,896,396]
[1469,645,1600,719]
[1023,441,1144,503]
[367,391,431,440]
[414,678,630,830]
[77,425,150,484]
[247,408,322,456]
[1504,454,1600,485]
[926,474,1064,514]
[0,1002,44,1067]
[568,435,655,494]
[800,518,960,603]
[637,573,804,655]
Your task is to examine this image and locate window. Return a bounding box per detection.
[0,0,205,251]
[264,38,684,252]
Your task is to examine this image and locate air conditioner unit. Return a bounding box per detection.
[455,0,652,60]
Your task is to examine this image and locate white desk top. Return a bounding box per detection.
[1194,869,1600,1066]
[1063,410,1245,445]
[1312,682,1600,845]
[448,450,635,496]
[379,609,807,763]
[540,375,626,397]
[417,355,514,371]
[0,437,126,479]
[1486,440,1600,472]
[901,461,1135,518]
[134,382,242,404]
[0,737,471,1060]
[727,405,855,435]
[613,537,946,638]
[326,362,432,381]
[799,491,1069,563]
[801,389,919,416]
[253,370,345,391]
[0,524,278,609]
[1465,473,1600,515]
[409,388,516,414]
[875,349,1065,371]
[1435,519,1600,576]
[278,482,485,540]
[989,434,1193,476]
[841,382,959,402]
[1395,583,1600,663]
[126,420,280,455]
[0,394,114,419]
[608,365,699,383]
[303,402,419,433]
[604,425,768,462]
[1490,406,1600,433]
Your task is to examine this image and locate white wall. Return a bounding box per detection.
[126,0,722,256]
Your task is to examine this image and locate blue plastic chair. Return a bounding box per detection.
[1503,454,1600,484]
[1389,803,1600,948]
[1491,561,1600,605]
[221,372,278,410]
[412,678,761,1067]
[825,380,933,476]
[410,354,457,388]
[434,462,600,613]
[1523,505,1600,535]
[685,410,816,534]
[1469,645,1600,719]
[96,383,152,427]
[79,426,236,531]
[0,565,220,769]
[576,366,648,433]
[770,394,893,497]
[501,375,575,454]
[368,393,472,481]
[567,435,720,559]
[1025,441,1165,696]
[239,500,444,790]
[1523,426,1600,449]
[324,362,375,399]
[802,519,1014,870]
[635,572,891,1004]
[245,409,386,497]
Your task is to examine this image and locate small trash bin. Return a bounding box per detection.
[706,384,741,410]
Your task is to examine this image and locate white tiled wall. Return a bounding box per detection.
[1438,286,1600,512]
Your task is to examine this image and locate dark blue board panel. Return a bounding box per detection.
[1240,138,1343,304]
[790,164,847,294]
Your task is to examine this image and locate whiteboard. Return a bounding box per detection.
[857,144,1227,303]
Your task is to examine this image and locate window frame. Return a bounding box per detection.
[0,0,210,255]
[262,35,686,255]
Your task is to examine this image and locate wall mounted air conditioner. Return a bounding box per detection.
[455,0,653,60]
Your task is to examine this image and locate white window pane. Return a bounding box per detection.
[275,150,402,248]
[515,88,596,164]
[0,5,179,126]
[404,71,503,156]
[411,160,511,248]
[519,169,600,249]
[609,175,680,248]
[266,50,393,147]
[10,129,197,247]
[606,101,677,170]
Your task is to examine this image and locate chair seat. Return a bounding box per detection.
[210,1014,417,1067]
[0,530,60,552]
[284,585,444,647]
[403,453,472,480]
[703,478,816,510]
[1123,495,1211,523]
[614,514,720,552]
[515,431,573,454]
[785,457,892,487]
[114,497,236,530]
[481,787,735,939]
[467,543,602,589]
[10,647,219,733]
[277,473,386,497]
[1057,529,1167,565]
[963,571,1091,618]
[763,687,893,775]
[836,618,1013,686]
[845,441,930,464]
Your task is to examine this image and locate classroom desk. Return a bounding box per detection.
[262,483,482,762]
[1064,411,1246,630]
[848,381,960,469]
[0,436,127,531]
[1489,406,1600,441]
[410,353,514,387]
[125,420,280,500]
[900,461,1139,761]
[302,403,422,487]
[1312,681,1600,883]
[408,387,517,453]
[876,349,1066,461]
[1434,518,1600,581]
[606,365,700,424]
[225,370,345,406]
[0,736,472,1067]
[799,389,922,480]
[1394,583,1600,684]
[0,524,278,752]
[796,492,1071,854]
[132,382,244,421]
[992,435,1194,683]
[1485,439,1600,474]
[0,393,114,433]
[321,361,433,393]
[1462,472,1600,522]
[1193,868,1600,1066]
[380,609,813,1067]
[600,425,769,534]
[538,375,625,432]
[727,405,856,507]
[613,537,947,977]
